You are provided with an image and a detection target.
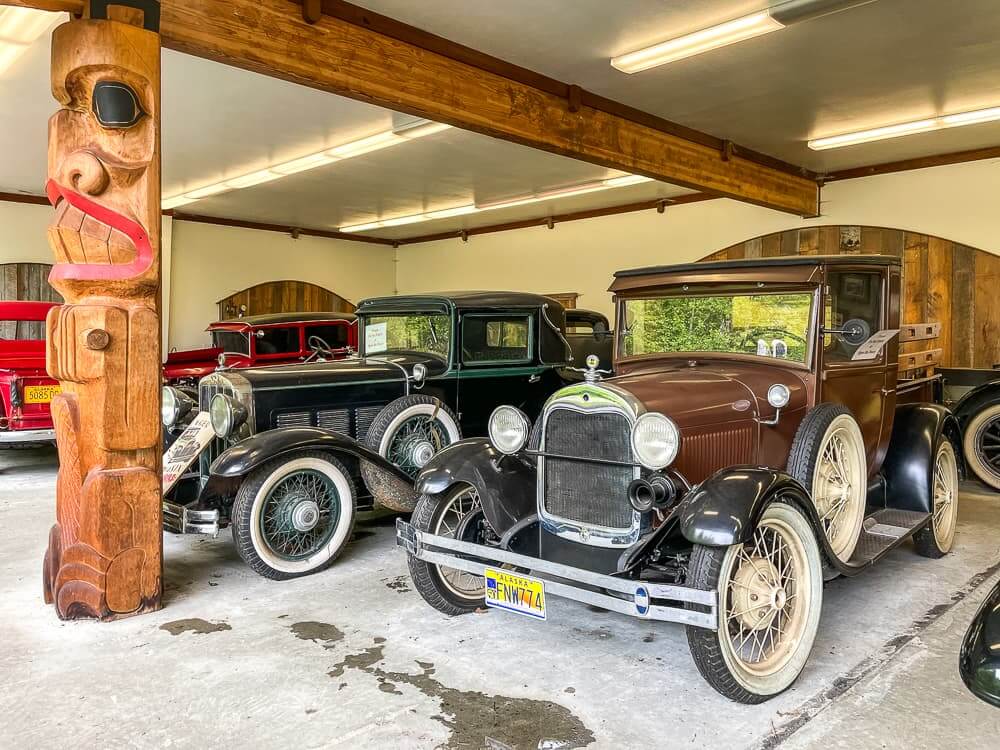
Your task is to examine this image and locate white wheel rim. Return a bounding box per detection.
[433,487,486,600]
[811,416,866,561]
[932,441,959,550]
[720,515,812,678]
[248,457,354,574]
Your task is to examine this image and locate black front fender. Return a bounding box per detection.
[210,427,411,483]
[678,467,820,547]
[415,438,535,536]
[882,403,961,514]
[952,381,1000,428]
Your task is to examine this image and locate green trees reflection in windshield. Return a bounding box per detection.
[623,293,812,363]
[367,314,451,358]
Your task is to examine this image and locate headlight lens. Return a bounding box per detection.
[161,386,193,428]
[631,412,680,470]
[767,383,791,409]
[210,394,246,438]
[488,405,531,455]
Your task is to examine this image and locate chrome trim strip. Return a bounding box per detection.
[396,519,716,629]
[162,501,220,536]
[0,428,56,443]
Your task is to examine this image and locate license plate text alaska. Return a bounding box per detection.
[485,568,546,620]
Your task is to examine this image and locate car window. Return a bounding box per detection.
[824,271,883,363]
[211,331,250,356]
[256,327,300,356]
[462,315,531,364]
[305,324,349,350]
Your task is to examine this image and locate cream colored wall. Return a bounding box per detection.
[0,200,51,263]
[395,158,1000,319]
[167,220,396,350]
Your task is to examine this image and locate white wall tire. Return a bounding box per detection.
[914,439,959,558]
[232,452,356,580]
[788,404,867,564]
[686,502,824,703]
[963,404,1000,490]
[361,395,461,512]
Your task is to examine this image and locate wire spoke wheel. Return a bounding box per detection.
[932,441,959,549]
[259,469,340,561]
[387,414,454,478]
[967,407,1000,488]
[433,486,486,600]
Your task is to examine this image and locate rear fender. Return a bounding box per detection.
[882,403,961,514]
[415,438,535,536]
[951,381,1000,428]
[210,427,411,484]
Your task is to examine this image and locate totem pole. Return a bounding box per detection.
[42,1,163,620]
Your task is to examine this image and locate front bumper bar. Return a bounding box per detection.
[0,428,56,444]
[162,501,220,536]
[396,519,717,630]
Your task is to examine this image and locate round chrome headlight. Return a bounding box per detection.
[631,412,680,470]
[488,405,531,455]
[161,386,193,428]
[210,393,247,438]
[767,383,791,409]
[412,363,428,384]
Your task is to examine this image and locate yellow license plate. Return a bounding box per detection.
[24,385,61,404]
[485,568,546,620]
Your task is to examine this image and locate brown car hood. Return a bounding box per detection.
[609,358,808,429]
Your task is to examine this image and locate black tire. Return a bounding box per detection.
[914,438,960,558]
[685,502,824,703]
[787,403,866,565]
[361,394,461,512]
[231,451,356,580]
[407,484,486,616]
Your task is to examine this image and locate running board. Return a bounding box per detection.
[844,509,930,570]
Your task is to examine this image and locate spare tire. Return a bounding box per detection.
[360,394,461,511]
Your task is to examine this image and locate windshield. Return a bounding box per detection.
[621,291,814,364]
[362,313,451,360]
[211,330,250,356]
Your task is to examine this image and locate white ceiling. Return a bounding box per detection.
[1,1,998,240]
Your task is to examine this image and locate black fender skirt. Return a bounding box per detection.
[882,403,961,514]
[414,438,535,537]
[209,427,411,484]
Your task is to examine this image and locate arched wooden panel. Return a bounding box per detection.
[702,227,1000,368]
[0,262,63,340]
[217,280,356,320]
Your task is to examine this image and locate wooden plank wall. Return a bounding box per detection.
[0,262,63,340]
[703,226,999,368]
[217,279,356,320]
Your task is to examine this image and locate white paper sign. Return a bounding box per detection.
[365,322,387,354]
[851,328,899,361]
[163,411,215,493]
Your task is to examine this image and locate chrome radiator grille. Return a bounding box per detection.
[542,407,634,530]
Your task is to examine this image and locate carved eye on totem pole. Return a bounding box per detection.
[92,80,144,129]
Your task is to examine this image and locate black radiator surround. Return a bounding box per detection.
[538,527,623,574]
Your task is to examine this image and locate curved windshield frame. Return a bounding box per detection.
[619,289,816,365]
[360,312,452,361]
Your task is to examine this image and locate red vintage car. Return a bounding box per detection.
[0,300,59,445]
[163,312,358,385]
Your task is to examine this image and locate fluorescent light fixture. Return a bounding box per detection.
[612,11,782,73]
[326,131,405,158]
[272,152,339,175]
[381,214,429,227]
[0,7,61,77]
[225,169,281,189]
[183,183,232,200]
[425,204,478,219]
[808,105,1000,150]
[340,221,385,233]
[392,114,452,140]
[161,195,198,211]
[603,174,654,188]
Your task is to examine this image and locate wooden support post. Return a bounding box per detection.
[41,1,163,620]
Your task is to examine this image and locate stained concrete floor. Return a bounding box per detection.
[2,445,1000,749]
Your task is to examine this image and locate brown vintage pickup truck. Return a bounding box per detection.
[397,255,961,703]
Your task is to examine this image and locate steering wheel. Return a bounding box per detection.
[303,335,334,363]
[740,327,807,352]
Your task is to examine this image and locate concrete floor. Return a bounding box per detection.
[3,445,1000,749]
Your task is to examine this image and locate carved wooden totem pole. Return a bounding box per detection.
[42,1,163,620]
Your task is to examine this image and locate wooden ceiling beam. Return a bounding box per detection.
[150,0,818,217]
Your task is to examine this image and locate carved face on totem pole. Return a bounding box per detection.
[46,18,160,302]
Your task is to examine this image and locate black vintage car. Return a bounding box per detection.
[960,579,1000,708]
[161,291,596,580]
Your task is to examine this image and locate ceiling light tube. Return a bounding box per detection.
[424,204,479,219]
[940,106,1000,127]
[326,131,406,158]
[808,103,1000,150]
[603,174,654,188]
[183,183,232,200]
[225,169,282,189]
[380,214,429,227]
[272,152,339,175]
[161,195,198,210]
[611,11,783,73]
[339,221,385,233]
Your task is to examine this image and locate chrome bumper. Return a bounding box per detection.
[0,428,56,444]
[395,519,717,629]
[162,501,220,536]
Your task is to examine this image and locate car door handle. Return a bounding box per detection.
[528,374,541,383]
